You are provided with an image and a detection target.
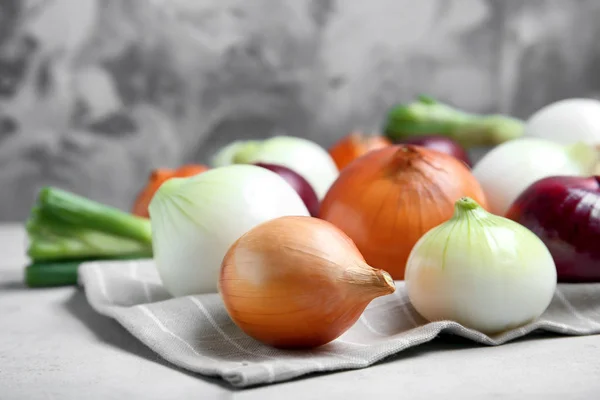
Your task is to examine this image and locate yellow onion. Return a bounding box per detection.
[219,216,395,349]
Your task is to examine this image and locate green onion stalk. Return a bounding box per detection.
[24,187,153,287]
[383,96,525,149]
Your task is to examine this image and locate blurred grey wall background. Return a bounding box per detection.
[1,0,600,221]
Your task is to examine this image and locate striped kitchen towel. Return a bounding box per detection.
[78,259,600,388]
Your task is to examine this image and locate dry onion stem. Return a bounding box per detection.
[219,216,395,349]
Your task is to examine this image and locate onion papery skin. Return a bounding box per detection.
[319,145,488,280]
[506,175,600,282]
[219,216,395,349]
[395,134,472,167]
[253,162,320,217]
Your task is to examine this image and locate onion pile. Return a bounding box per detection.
[26,90,600,355]
[144,96,600,350]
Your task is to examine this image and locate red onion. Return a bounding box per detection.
[253,162,320,217]
[395,135,472,167]
[505,175,600,282]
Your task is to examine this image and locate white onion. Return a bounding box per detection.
[472,138,597,215]
[211,136,339,200]
[525,98,600,144]
[406,197,557,334]
[148,164,310,297]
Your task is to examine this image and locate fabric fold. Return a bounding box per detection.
[78,259,600,388]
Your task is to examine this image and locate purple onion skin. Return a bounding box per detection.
[395,135,472,167]
[505,176,600,282]
[252,162,320,217]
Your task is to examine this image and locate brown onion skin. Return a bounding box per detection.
[395,135,472,167]
[219,216,394,349]
[328,132,392,171]
[505,176,600,282]
[252,162,320,217]
[319,145,488,280]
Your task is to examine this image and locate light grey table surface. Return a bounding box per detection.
[1,224,600,400]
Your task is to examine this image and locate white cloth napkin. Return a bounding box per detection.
[78,259,600,388]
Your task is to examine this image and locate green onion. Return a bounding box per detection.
[25,260,81,287]
[24,254,148,288]
[33,187,152,243]
[383,95,524,148]
[25,187,153,262]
